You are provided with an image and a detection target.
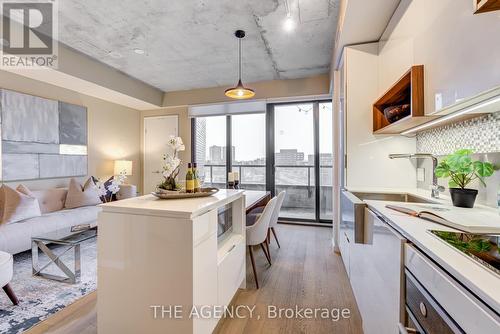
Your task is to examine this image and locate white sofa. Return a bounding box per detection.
[0,185,136,255]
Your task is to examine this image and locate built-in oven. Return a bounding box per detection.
[403,244,500,333]
[217,203,233,242]
[401,270,463,334]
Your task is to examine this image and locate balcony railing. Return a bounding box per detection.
[201,163,333,220]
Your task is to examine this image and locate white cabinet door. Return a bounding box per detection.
[217,240,245,307]
[193,212,218,334]
[350,208,405,334]
[143,115,178,194]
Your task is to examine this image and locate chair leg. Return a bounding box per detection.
[248,246,259,289]
[271,227,281,248]
[265,239,272,263]
[3,283,19,305]
[260,242,271,265]
[267,228,271,244]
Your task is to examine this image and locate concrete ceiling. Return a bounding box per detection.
[58,0,340,92]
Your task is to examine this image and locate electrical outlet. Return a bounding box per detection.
[417,168,425,182]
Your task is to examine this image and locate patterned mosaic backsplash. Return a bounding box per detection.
[416,111,500,156]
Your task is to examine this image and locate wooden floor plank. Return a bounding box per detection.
[25,224,362,334]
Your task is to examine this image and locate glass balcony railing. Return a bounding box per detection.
[201,164,333,221]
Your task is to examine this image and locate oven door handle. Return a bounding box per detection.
[398,323,417,334]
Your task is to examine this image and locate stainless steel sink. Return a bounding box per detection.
[351,192,438,204]
[341,190,438,245]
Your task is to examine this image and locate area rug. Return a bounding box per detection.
[0,239,97,334]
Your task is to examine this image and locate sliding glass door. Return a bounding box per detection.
[268,101,332,223]
[273,103,316,220]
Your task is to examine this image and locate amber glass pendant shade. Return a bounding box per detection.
[225,80,255,99]
[225,30,255,100]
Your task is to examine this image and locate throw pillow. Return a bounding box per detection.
[65,178,102,209]
[0,184,42,225]
[91,176,117,202]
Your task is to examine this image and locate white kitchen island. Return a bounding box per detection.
[97,189,246,334]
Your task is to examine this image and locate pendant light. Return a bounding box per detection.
[225,30,255,99]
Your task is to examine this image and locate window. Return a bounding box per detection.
[231,113,266,190]
[194,116,226,187]
[192,100,333,224]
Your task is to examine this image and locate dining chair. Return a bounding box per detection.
[246,196,277,289]
[268,191,286,248]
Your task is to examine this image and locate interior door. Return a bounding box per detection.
[143,115,178,193]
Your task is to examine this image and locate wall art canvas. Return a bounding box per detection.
[0,89,88,181]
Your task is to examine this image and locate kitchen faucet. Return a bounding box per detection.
[388,153,445,199]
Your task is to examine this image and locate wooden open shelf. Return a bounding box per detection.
[474,0,500,14]
[373,65,436,134]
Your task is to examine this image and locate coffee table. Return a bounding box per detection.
[32,227,97,284]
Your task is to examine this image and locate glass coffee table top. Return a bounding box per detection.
[32,226,97,245]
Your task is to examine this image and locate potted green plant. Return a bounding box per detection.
[435,149,494,208]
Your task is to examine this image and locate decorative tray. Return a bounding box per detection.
[151,187,219,199]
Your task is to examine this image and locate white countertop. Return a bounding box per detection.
[100,189,244,219]
[348,187,500,314]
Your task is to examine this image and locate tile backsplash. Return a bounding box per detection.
[416,111,500,156]
[416,112,499,208]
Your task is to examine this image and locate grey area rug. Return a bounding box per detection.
[0,239,97,334]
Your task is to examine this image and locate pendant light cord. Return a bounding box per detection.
[238,37,242,81]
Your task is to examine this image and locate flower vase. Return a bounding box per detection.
[159,177,177,191]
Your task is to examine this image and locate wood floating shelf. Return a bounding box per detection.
[373,65,437,135]
[474,0,500,14]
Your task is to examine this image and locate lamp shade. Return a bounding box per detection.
[114,160,133,176]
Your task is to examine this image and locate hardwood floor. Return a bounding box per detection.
[25,225,362,334]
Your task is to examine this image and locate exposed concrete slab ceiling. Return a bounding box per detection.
[58,0,340,92]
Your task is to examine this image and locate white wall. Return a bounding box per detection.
[344,44,416,189]
[379,0,500,114]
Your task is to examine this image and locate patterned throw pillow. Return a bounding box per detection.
[0,184,42,225]
[91,176,117,202]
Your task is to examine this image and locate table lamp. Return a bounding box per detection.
[114,160,133,179]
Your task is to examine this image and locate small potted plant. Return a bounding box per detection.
[435,149,494,208]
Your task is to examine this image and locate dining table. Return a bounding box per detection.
[243,190,271,214]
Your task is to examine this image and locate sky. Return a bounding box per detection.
[204,103,333,161]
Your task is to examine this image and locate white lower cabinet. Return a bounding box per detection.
[193,228,218,334]
[217,239,245,306]
[350,208,405,334]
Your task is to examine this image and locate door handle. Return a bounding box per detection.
[152,170,161,174]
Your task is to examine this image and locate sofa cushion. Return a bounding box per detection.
[0,206,101,254]
[0,185,41,225]
[65,178,102,209]
[31,188,68,214]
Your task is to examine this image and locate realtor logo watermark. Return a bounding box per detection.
[1,0,58,68]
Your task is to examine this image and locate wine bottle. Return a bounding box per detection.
[185,163,194,193]
[193,163,201,193]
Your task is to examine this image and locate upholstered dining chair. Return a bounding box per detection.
[246,196,277,289]
[247,191,286,248]
[268,191,286,248]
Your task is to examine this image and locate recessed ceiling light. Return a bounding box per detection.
[283,17,295,32]
[108,51,122,59]
[133,48,145,55]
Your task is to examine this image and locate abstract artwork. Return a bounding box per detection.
[0,89,88,181]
